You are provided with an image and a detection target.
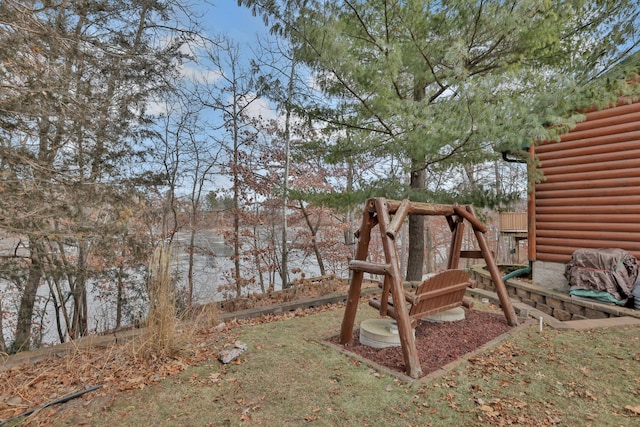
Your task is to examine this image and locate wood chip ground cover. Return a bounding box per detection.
[330,307,513,378]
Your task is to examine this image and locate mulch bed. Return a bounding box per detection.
[328,308,513,378]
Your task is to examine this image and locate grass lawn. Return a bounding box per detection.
[20,302,640,426]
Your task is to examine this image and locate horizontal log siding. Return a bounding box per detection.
[534,100,640,262]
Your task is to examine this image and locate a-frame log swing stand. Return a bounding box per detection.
[340,198,519,379]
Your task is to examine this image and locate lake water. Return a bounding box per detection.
[0,230,333,347]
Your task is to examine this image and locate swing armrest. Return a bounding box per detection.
[404,291,418,305]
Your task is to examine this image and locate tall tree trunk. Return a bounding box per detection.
[280,59,296,290]
[187,227,197,307]
[299,201,326,276]
[406,164,426,281]
[233,121,242,298]
[463,163,479,192]
[11,236,43,353]
[268,225,276,294]
[253,219,265,293]
[46,277,66,343]
[0,299,7,353]
[344,158,355,259]
[406,77,427,281]
[494,160,502,200]
[233,198,241,297]
[425,219,434,273]
[312,240,326,277]
[71,240,89,339]
[116,263,124,329]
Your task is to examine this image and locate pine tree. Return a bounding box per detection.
[240,0,640,280]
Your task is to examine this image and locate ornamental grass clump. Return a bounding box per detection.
[142,244,181,358]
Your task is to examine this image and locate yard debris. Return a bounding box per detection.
[0,385,102,426]
[218,342,248,364]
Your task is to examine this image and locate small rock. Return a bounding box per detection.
[218,347,246,364]
[218,343,248,364]
[7,396,24,406]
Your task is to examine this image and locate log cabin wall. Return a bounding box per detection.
[533,99,640,272]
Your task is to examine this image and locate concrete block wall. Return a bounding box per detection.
[470,265,640,321]
[532,260,569,291]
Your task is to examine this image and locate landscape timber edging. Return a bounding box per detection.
[469,264,640,322]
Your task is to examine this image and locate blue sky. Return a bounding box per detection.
[199,2,269,44]
[167,2,278,121]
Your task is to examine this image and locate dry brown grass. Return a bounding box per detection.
[137,244,182,358]
[185,303,221,332]
[134,245,222,358]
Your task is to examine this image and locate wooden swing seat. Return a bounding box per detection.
[368,269,476,328]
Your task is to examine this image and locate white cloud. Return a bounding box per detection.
[179,63,223,84]
[242,95,278,122]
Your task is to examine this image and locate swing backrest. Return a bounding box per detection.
[408,269,472,321]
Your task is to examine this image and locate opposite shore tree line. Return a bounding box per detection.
[1,0,638,353]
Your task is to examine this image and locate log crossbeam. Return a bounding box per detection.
[348,260,391,276]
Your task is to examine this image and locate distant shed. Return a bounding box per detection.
[529,98,640,288]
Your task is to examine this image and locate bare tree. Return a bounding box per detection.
[196,35,262,298]
[0,0,189,351]
[155,83,225,306]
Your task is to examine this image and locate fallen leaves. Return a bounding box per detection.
[209,372,221,384]
[442,392,458,409]
[0,326,239,424]
[2,294,639,426]
[478,403,494,413]
[472,395,564,427]
[625,404,640,415]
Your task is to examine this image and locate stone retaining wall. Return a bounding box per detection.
[470,265,640,321]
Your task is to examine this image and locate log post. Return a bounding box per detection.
[380,275,391,316]
[340,204,376,344]
[375,198,422,378]
[466,205,519,326]
[447,218,464,269]
[453,203,487,233]
[386,198,411,240]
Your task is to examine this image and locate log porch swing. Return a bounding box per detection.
[340,198,519,379]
